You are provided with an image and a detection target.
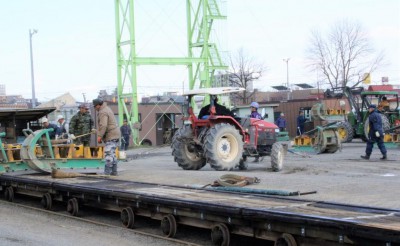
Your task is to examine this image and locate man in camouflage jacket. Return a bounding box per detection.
[69,104,94,146]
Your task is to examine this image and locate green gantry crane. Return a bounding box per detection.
[114,0,227,145]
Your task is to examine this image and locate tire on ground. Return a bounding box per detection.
[171,126,206,170]
[204,123,243,171]
[336,121,354,143]
[271,142,284,172]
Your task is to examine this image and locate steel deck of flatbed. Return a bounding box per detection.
[1,172,399,245]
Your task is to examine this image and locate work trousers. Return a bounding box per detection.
[121,135,130,151]
[365,136,387,156]
[104,140,119,175]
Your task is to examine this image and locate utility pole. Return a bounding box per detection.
[29,29,38,108]
[283,58,290,100]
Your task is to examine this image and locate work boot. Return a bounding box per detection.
[111,165,118,176]
[360,155,370,160]
[104,165,112,175]
[380,155,387,160]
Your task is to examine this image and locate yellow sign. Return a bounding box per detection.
[362,73,371,84]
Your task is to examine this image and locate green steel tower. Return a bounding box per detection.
[114,0,227,145]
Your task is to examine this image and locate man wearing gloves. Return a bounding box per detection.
[361,104,387,160]
[93,98,121,176]
[69,104,94,146]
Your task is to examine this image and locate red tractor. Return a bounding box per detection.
[171,87,284,171]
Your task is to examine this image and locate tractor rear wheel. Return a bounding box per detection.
[171,126,206,170]
[271,142,284,172]
[204,123,243,171]
[336,121,354,143]
[363,114,390,138]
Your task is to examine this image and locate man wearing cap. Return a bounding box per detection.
[56,115,68,139]
[41,118,60,140]
[120,119,131,151]
[69,104,94,146]
[93,98,121,176]
[361,104,387,160]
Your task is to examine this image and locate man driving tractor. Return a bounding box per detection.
[198,96,234,119]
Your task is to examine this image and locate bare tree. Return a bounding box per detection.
[227,48,265,104]
[307,19,384,88]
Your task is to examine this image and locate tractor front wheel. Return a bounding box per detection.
[171,126,206,170]
[204,124,243,171]
[271,142,284,172]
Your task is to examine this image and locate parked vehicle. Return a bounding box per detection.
[315,86,399,142]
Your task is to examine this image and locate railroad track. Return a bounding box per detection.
[0,196,269,246]
[0,197,206,246]
[2,173,399,246]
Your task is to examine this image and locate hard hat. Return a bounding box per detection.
[92,98,104,106]
[250,102,259,109]
[41,118,49,123]
[57,115,64,120]
[78,103,88,109]
[280,113,285,116]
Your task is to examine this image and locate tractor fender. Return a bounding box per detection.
[208,116,247,137]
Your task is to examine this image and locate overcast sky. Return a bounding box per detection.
[0,0,399,103]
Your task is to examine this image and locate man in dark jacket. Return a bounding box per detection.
[275,113,287,131]
[120,119,131,151]
[361,104,387,160]
[198,97,234,119]
[41,118,60,139]
[296,111,307,135]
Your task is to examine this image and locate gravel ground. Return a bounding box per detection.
[122,139,400,209]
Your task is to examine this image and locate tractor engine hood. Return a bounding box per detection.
[250,118,278,129]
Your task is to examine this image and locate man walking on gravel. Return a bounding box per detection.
[93,98,121,175]
[361,104,387,160]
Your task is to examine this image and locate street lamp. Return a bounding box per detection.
[283,58,290,100]
[29,29,38,108]
[283,58,290,88]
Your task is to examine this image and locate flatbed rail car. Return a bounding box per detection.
[1,173,399,246]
